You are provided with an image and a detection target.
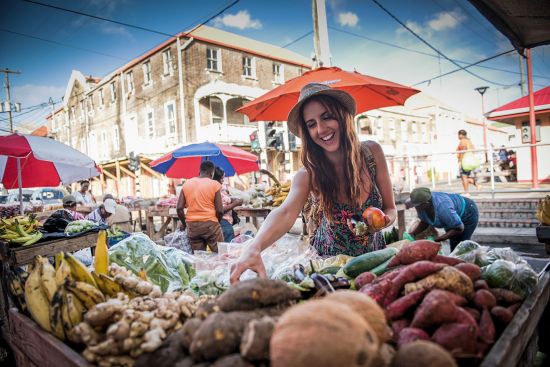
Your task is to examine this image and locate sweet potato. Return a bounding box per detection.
[240,316,276,362]
[478,308,496,344]
[491,306,513,326]
[507,303,521,314]
[464,307,480,321]
[404,266,475,299]
[385,289,426,320]
[435,290,467,306]
[387,240,441,267]
[411,290,457,329]
[431,323,478,355]
[383,261,446,305]
[355,271,376,289]
[455,307,478,328]
[473,289,497,310]
[433,255,464,266]
[217,278,300,312]
[474,279,489,290]
[360,278,392,305]
[397,328,430,348]
[391,319,410,343]
[391,341,458,367]
[454,263,481,281]
[489,288,524,305]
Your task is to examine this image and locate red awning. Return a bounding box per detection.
[486,86,550,120]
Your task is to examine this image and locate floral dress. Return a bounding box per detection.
[310,144,386,257]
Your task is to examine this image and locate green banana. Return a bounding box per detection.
[14,219,30,237]
[64,253,97,287]
[24,257,52,332]
[64,280,105,309]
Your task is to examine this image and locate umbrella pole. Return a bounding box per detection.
[17,157,23,215]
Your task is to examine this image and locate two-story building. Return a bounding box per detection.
[47,25,311,198]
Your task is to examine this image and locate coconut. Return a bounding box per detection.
[270,299,379,367]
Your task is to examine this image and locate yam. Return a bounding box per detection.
[270,299,379,367]
[433,255,464,266]
[390,340,457,367]
[210,354,254,367]
[240,316,277,362]
[384,261,446,305]
[325,290,391,344]
[478,308,496,344]
[385,289,426,321]
[194,297,220,320]
[464,307,480,321]
[372,344,396,367]
[396,328,429,348]
[134,331,187,367]
[474,279,489,290]
[411,290,457,329]
[360,278,392,305]
[217,278,300,312]
[454,263,481,281]
[431,323,478,355]
[404,266,474,299]
[390,319,410,343]
[180,318,202,351]
[489,288,524,305]
[434,290,467,306]
[473,289,497,310]
[173,357,194,367]
[387,240,440,267]
[355,272,376,289]
[455,307,478,328]
[491,306,513,326]
[508,303,521,314]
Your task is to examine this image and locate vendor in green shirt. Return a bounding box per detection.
[405,187,479,251]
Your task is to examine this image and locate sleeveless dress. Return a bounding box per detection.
[309,144,386,257]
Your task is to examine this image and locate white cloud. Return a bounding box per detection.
[101,24,132,37]
[12,84,65,108]
[337,12,359,28]
[428,10,466,31]
[213,10,262,30]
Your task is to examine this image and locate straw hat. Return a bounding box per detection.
[287,83,356,137]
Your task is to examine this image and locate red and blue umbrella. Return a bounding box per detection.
[149,142,259,178]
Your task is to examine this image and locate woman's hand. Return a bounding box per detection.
[229,247,267,284]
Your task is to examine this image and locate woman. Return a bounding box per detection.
[405,187,479,252]
[230,83,396,283]
[213,166,243,242]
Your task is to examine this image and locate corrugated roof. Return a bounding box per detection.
[489,86,550,114]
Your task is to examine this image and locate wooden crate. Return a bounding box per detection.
[8,308,91,367]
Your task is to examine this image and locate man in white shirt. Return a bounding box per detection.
[86,198,116,226]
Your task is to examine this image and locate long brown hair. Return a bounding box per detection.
[298,95,370,221]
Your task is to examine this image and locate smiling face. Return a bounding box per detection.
[302,99,341,154]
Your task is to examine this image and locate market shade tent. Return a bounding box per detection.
[149,142,259,179]
[236,66,420,122]
[0,133,100,213]
[468,0,550,188]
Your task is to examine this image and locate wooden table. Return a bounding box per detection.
[234,206,272,229]
[146,208,179,241]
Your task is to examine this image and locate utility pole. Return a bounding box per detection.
[519,55,526,96]
[1,68,21,132]
[475,86,489,162]
[312,0,331,68]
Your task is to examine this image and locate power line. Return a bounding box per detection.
[282,31,313,48]
[329,26,550,80]
[370,0,515,87]
[413,50,516,86]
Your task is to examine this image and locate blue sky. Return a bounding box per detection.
[1,0,549,133]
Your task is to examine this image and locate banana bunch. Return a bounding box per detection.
[0,215,42,246]
[536,195,550,225]
[266,181,290,207]
[6,267,29,312]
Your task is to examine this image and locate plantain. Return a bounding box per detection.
[64,253,97,287]
[24,257,52,332]
[55,258,72,286]
[38,256,58,302]
[64,290,85,330]
[49,287,66,340]
[6,269,27,312]
[94,272,123,297]
[64,280,105,309]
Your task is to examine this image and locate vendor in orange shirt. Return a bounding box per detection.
[176,161,224,252]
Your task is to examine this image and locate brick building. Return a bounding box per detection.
[47,25,311,198]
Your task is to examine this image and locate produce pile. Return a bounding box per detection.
[536,195,550,225]
[0,214,43,246]
[264,182,290,207]
[0,204,30,218]
[65,219,99,235]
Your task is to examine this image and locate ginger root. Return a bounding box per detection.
[141,327,166,352]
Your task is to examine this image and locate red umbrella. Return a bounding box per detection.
[236,66,420,121]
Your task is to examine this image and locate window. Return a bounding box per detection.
[242,56,255,78]
[100,130,107,158]
[401,120,408,141]
[110,82,117,102]
[99,89,105,107]
[165,102,176,135]
[146,110,155,138]
[388,118,396,141]
[143,61,152,85]
[206,48,220,71]
[126,71,134,94]
[210,98,223,124]
[411,121,418,142]
[113,126,119,151]
[80,101,85,119]
[162,49,172,76]
[273,63,284,84]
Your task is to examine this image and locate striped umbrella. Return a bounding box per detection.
[149,142,259,178]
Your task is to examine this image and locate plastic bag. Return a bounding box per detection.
[109,233,196,292]
[485,247,527,266]
[481,259,538,298]
[462,152,481,171]
[164,228,192,254]
[188,267,229,296]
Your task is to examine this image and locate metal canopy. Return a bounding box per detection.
[468,0,550,55]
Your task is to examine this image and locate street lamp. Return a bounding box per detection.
[475,86,489,162]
